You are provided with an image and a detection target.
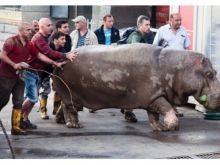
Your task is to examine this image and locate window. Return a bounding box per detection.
[50,6,68,18]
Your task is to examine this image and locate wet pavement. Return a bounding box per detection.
[1,93,220,159]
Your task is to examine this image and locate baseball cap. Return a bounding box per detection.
[72,16,87,23]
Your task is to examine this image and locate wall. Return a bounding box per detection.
[209,6,220,79]
[0,8,22,49]
[179,6,194,50]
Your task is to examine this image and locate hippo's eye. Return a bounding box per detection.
[206,71,214,79]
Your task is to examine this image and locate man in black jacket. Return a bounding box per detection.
[55,20,72,52]
[94,14,120,45]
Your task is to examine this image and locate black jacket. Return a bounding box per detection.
[94,25,120,45]
[64,34,72,52]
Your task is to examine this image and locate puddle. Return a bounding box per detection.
[13,147,110,158]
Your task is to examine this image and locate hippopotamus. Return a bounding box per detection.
[53,43,220,131]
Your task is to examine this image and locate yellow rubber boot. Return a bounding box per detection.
[11,108,27,135]
[39,97,49,119]
[52,92,61,115]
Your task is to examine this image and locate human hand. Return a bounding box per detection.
[13,62,30,70]
[66,52,77,62]
[52,61,67,70]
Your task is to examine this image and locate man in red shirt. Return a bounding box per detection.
[0,22,65,135]
[21,18,76,122]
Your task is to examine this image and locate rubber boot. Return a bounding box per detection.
[52,92,61,115]
[11,108,27,135]
[39,97,49,119]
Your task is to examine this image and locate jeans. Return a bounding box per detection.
[22,71,40,103]
[39,76,51,99]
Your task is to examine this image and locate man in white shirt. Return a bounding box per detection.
[153,13,190,117]
[153,13,190,50]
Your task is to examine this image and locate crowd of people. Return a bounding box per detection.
[0,12,190,135]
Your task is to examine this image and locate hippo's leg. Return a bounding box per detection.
[147,110,164,131]
[63,104,83,128]
[121,109,138,123]
[55,103,65,124]
[149,97,179,131]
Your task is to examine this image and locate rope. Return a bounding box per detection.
[0,119,16,159]
[27,67,76,112]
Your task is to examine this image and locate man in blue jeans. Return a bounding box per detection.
[0,22,65,134]
[38,20,72,120]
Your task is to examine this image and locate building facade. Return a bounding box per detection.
[0,5,220,79]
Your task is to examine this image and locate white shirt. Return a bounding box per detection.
[153,24,190,50]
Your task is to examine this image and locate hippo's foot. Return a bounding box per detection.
[55,105,65,124]
[124,110,138,123]
[174,108,184,117]
[150,121,165,131]
[56,116,65,124]
[63,105,82,129]
[163,109,179,131]
[147,111,164,131]
[66,121,83,128]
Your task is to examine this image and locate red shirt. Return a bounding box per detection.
[0,35,39,79]
[30,32,66,70]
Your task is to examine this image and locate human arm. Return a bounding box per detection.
[90,31,99,45]
[33,35,76,61]
[152,30,161,46]
[129,32,141,43]
[184,33,191,50]
[0,50,23,70]
[37,53,66,68]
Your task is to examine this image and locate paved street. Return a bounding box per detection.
[1,92,220,159]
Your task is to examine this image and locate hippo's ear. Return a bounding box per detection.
[194,57,207,67]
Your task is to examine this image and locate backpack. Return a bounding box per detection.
[117,26,137,44]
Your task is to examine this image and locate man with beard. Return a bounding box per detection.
[0,22,65,135]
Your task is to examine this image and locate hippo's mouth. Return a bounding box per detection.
[199,93,220,111]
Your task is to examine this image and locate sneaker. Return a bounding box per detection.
[20,119,37,129]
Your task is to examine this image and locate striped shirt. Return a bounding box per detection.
[30,32,66,69]
[32,32,66,59]
[76,31,88,48]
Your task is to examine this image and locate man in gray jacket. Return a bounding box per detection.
[70,15,98,50]
[56,15,98,127]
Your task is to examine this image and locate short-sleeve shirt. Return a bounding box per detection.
[153,24,190,50]
[0,35,39,79]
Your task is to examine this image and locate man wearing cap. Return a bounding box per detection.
[55,16,98,128]
[70,15,98,50]
[20,18,76,126]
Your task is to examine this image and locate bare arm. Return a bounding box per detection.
[0,50,22,70]
[37,53,67,68]
[37,52,58,65]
